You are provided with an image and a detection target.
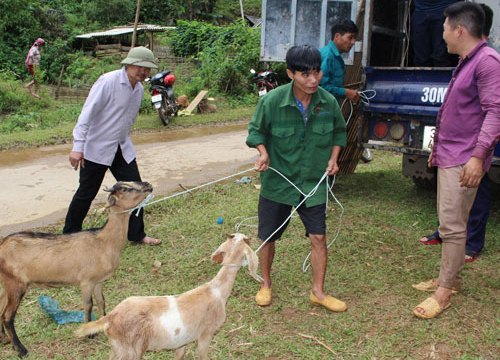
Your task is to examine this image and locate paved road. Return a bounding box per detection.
[0,127,256,236]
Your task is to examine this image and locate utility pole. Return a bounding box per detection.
[131,0,142,48]
[239,0,244,21]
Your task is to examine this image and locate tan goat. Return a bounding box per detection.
[0,181,153,358]
[76,233,261,360]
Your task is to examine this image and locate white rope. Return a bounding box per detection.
[254,168,328,254]
[129,193,155,216]
[122,164,344,274]
[301,175,344,273]
[132,167,256,211]
[341,89,376,127]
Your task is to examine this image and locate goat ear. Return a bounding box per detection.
[244,244,262,283]
[103,183,117,192]
[211,251,225,264]
[106,194,117,208]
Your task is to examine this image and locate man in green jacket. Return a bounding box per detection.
[246,45,347,312]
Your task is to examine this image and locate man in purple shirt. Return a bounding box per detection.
[413,2,500,319]
[64,47,161,246]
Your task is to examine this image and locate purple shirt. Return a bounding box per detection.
[432,41,500,171]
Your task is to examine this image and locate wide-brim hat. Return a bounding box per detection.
[121,46,158,69]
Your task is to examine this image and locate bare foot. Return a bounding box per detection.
[140,236,161,245]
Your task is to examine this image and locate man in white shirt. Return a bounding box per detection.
[64,47,161,245]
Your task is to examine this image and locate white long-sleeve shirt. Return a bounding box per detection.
[72,68,144,166]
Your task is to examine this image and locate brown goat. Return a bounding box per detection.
[76,233,261,360]
[0,181,153,358]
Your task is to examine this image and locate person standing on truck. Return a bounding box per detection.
[319,19,360,103]
[63,46,162,246]
[246,45,348,312]
[411,0,460,67]
[413,2,500,319]
[417,3,495,263]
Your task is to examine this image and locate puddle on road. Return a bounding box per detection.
[0,122,247,167]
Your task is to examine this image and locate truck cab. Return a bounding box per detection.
[260,0,500,186]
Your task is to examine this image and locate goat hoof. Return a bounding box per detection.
[0,335,10,345]
[17,347,28,358]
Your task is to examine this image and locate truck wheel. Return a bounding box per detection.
[412,176,437,190]
[360,148,373,163]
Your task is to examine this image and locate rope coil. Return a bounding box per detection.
[121,166,344,273]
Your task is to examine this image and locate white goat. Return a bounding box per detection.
[76,233,261,360]
[0,181,153,358]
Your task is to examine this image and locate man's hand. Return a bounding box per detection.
[69,151,84,171]
[326,159,340,176]
[345,89,360,102]
[427,151,433,168]
[254,153,269,172]
[459,157,483,188]
[254,145,270,172]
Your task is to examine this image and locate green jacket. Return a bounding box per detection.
[246,82,346,207]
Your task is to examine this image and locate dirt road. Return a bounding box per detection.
[0,125,257,237]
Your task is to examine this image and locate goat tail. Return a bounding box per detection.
[75,317,109,338]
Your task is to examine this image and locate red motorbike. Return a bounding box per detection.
[250,68,278,96]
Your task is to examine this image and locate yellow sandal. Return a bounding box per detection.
[413,297,450,319]
[412,279,459,294]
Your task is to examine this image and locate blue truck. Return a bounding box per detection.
[260,0,500,186]
[363,66,500,187]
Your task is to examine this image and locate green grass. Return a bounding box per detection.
[1,151,498,359]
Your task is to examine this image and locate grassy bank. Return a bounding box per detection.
[0,98,256,150]
[1,150,498,359]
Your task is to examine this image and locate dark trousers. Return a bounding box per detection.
[466,174,490,255]
[63,147,146,242]
[412,11,458,67]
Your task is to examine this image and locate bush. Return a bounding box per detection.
[171,20,262,97]
[63,53,121,87]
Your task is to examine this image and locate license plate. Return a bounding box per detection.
[258,88,267,96]
[151,94,162,103]
[422,126,435,150]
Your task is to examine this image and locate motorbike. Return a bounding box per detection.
[148,70,178,125]
[250,68,279,96]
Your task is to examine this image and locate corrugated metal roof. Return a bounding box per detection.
[76,24,174,39]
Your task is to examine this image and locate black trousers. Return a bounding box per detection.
[63,147,146,242]
[411,11,458,67]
